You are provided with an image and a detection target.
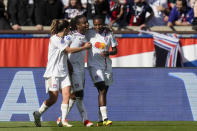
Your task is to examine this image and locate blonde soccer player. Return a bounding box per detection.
[86,15,118,126]
[33,19,91,127]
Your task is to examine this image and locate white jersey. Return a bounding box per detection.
[68,31,87,72]
[86,29,118,69]
[43,35,72,78]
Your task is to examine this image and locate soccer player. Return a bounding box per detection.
[86,15,118,126]
[64,15,94,127]
[33,19,91,127]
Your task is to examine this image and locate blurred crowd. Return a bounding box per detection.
[0,0,196,30]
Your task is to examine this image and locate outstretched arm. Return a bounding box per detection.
[64,42,92,53]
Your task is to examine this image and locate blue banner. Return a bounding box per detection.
[0,68,197,121]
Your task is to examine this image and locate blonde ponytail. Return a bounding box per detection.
[50,19,58,35]
[50,19,70,35]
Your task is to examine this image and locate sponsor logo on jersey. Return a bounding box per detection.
[95,42,106,49]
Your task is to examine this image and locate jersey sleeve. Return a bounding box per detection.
[110,33,118,47]
[56,35,72,52]
[64,35,72,46]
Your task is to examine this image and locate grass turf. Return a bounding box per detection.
[0,121,197,131]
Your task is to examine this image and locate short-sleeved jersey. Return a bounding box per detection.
[86,29,118,69]
[43,35,72,78]
[68,31,87,72]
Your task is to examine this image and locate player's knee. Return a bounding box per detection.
[70,92,76,100]
[95,81,107,91]
[75,90,84,98]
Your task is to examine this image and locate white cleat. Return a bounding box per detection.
[33,111,41,127]
[62,120,73,127]
[57,117,73,127]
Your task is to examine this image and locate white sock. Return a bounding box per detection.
[68,99,75,113]
[76,98,88,122]
[98,109,102,122]
[61,104,69,121]
[100,106,107,121]
[38,103,48,115]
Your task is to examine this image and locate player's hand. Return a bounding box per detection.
[83,42,92,49]
[101,51,109,57]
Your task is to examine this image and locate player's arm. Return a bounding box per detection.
[101,33,118,57]
[64,42,91,53]
[101,47,117,57]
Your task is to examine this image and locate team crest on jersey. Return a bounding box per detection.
[104,36,108,42]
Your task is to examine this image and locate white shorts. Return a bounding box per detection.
[70,71,85,92]
[45,76,71,93]
[88,66,113,86]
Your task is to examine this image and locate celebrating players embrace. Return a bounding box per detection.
[33,15,118,127]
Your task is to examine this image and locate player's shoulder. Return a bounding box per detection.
[63,34,73,42]
[50,35,59,43]
[50,34,56,40]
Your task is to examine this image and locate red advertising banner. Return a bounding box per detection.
[0,37,197,67]
[0,38,49,67]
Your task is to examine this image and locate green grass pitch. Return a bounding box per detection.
[0,121,197,131]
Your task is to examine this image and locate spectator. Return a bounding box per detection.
[167,0,194,27]
[127,0,153,28]
[147,0,169,26]
[0,1,11,30]
[64,0,86,21]
[61,0,69,8]
[81,0,88,8]
[168,0,176,9]
[7,0,35,30]
[109,0,129,27]
[191,0,197,26]
[86,0,110,27]
[34,0,64,30]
